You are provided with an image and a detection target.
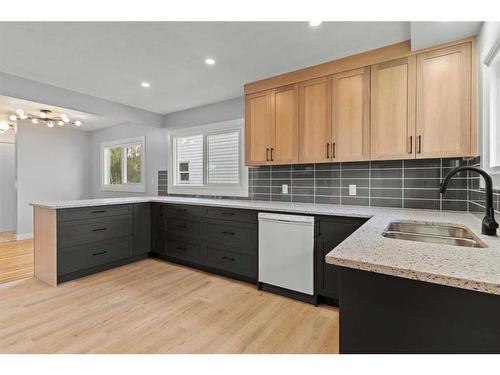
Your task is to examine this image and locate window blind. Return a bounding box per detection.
[207,131,239,184]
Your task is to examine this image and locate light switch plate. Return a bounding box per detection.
[349,184,357,196]
[282,184,289,194]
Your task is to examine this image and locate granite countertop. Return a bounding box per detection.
[31,196,500,295]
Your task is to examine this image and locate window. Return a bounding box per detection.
[101,136,145,192]
[168,119,248,197]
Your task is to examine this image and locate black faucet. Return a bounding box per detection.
[440,166,498,236]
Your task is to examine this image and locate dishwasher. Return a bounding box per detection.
[258,212,315,296]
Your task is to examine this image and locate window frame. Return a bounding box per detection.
[482,33,500,188]
[101,136,146,192]
[167,118,248,197]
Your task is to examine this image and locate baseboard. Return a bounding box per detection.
[16,232,33,240]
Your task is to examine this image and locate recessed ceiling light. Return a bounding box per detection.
[141,82,150,88]
[74,120,82,126]
[205,58,216,65]
[309,21,322,27]
[16,109,24,115]
[9,115,17,121]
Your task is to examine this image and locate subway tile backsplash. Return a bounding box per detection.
[160,156,500,213]
[249,157,497,212]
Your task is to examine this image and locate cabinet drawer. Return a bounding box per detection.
[163,204,203,218]
[165,217,202,240]
[165,239,202,263]
[205,207,257,223]
[58,216,132,247]
[205,246,256,279]
[58,237,132,275]
[206,219,257,253]
[58,205,131,222]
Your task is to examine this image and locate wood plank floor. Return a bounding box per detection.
[0,231,16,243]
[0,239,34,284]
[0,258,339,354]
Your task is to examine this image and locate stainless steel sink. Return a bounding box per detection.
[382,221,487,248]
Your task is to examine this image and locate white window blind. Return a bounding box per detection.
[176,134,203,185]
[207,131,240,184]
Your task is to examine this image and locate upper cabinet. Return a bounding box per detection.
[371,56,416,160]
[332,67,370,162]
[245,85,298,166]
[298,77,332,163]
[416,43,472,158]
[245,91,271,165]
[271,84,299,165]
[244,38,477,166]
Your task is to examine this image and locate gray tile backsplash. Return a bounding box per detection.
[249,157,496,212]
[160,156,500,213]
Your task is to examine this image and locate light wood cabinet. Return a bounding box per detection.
[270,84,298,164]
[245,85,298,166]
[371,56,416,160]
[416,43,472,158]
[298,76,332,163]
[245,91,271,166]
[332,67,370,162]
[245,39,477,166]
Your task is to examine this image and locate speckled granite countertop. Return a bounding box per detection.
[31,196,500,295]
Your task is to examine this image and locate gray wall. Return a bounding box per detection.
[90,122,167,198]
[16,122,91,237]
[163,97,243,129]
[0,130,16,232]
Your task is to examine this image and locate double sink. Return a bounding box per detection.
[382,221,487,248]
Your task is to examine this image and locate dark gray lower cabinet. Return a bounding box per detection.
[56,202,365,298]
[315,216,367,303]
[133,203,151,255]
[57,203,147,283]
[151,203,258,283]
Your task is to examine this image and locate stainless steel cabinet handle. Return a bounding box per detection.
[326,143,330,159]
[222,256,235,261]
[332,142,336,159]
[270,147,274,161]
[266,148,270,162]
[407,136,413,154]
[417,135,422,154]
[92,228,107,232]
[222,231,235,236]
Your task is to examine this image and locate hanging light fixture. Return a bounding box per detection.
[8,109,83,128]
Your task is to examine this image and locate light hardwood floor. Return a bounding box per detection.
[0,239,33,284]
[0,258,339,354]
[0,231,16,243]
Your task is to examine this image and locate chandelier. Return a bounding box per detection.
[9,109,83,128]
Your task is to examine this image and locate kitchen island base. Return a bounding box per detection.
[339,267,500,354]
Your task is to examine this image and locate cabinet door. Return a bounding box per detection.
[332,67,370,162]
[245,90,272,165]
[298,76,332,163]
[416,43,471,158]
[371,56,416,160]
[270,84,298,164]
[316,217,367,301]
[133,203,151,255]
[151,203,164,253]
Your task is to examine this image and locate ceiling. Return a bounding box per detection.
[0,95,121,132]
[0,22,482,116]
[0,22,411,114]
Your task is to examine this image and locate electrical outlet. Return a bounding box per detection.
[282,184,289,194]
[349,184,357,196]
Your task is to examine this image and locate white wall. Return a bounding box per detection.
[90,122,167,198]
[0,130,16,232]
[478,22,500,188]
[16,122,91,237]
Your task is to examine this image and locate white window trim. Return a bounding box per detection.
[481,33,500,188]
[167,118,248,197]
[101,136,146,193]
